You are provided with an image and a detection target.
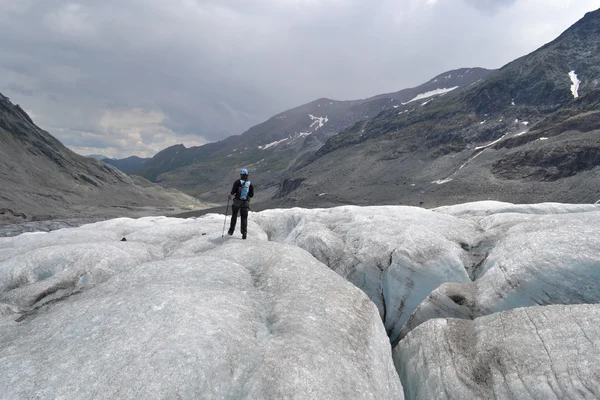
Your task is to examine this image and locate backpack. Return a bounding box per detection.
[239,179,251,200]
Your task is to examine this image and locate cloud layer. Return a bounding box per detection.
[1,0,599,158]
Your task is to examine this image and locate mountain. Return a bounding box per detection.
[86,154,109,160]
[103,156,150,174]
[85,155,151,174]
[0,93,208,225]
[274,8,600,208]
[134,68,492,202]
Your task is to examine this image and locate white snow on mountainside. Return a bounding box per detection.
[402,86,459,104]
[2,201,600,399]
[257,114,329,150]
[309,114,329,130]
[258,137,288,149]
[569,70,581,98]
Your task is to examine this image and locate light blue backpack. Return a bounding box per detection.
[239,180,251,200]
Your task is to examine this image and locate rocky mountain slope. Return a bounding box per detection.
[277,8,600,207]
[0,93,208,225]
[102,156,150,174]
[133,68,491,202]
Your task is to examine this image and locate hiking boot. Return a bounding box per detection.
[228,229,234,236]
[242,233,247,240]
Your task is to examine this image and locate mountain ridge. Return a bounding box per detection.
[268,8,600,208]
[103,155,150,174]
[132,67,492,202]
[0,94,209,225]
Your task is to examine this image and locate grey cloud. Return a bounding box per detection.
[463,0,517,15]
[1,0,598,158]
[3,84,36,97]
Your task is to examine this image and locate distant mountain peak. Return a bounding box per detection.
[133,67,493,201]
[87,154,109,160]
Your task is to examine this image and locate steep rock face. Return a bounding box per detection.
[492,134,600,181]
[277,9,600,208]
[0,94,205,224]
[273,178,305,199]
[491,91,600,181]
[133,68,492,202]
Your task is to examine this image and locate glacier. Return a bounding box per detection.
[1,201,600,399]
[396,304,600,399]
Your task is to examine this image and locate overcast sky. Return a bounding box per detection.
[1,0,599,158]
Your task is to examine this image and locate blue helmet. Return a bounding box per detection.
[240,168,249,175]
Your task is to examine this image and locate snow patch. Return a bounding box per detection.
[309,115,329,130]
[474,133,509,150]
[258,138,288,150]
[402,87,459,105]
[569,70,580,98]
[245,158,265,168]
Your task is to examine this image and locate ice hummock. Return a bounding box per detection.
[0,215,403,399]
[3,201,600,399]
[395,304,600,399]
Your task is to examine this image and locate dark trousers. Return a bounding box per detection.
[229,199,249,234]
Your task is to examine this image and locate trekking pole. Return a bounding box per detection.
[222,197,230,237]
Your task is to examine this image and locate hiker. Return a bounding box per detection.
[227,168,254,239]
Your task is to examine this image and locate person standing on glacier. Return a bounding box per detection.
[227,168,254,239]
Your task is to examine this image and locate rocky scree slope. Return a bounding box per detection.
[0,93,204,225]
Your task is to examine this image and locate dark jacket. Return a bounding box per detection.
[230,179,254,202]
